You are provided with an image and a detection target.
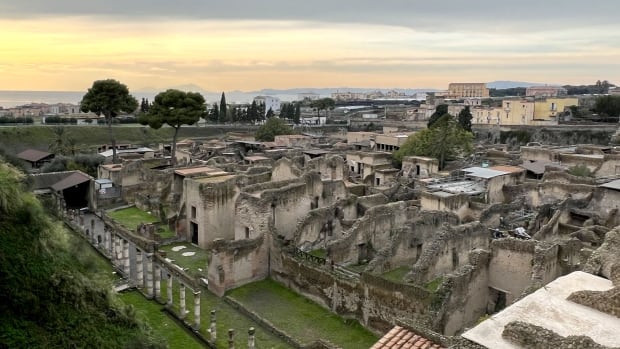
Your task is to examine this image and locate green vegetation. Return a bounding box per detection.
[457,106,473,132]
[425,277,444,293]
[159,242,209,278]
[119,292,204,349]
[139,89,206,165]
[0,161,162,348]
[310,97,336,117]
[159,277,290,348]
[567,164,593,177]
[0,125,237,154]
[308,248,327,258]
[80,79,139,164]
[228,279,378,349]
[255,117,295,142]
[394,114,474,169]
[107,206,174,238]
[382,266,411,283]
[594,95,620,117]
[499,129,532,144]
[108,206,159,228]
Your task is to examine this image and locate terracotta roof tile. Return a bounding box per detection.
[370,326,445,349]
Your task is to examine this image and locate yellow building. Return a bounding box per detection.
[472,98,578,126]
[448,83,489,98]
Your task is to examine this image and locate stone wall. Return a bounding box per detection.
[207,234,270,296]
[271,253,434,334]
[407,222,488,284]
[271,157,303,181]
[306,155,347,181]
[434,250,491,336]
[503,182,594,207]
[488,239,539,304]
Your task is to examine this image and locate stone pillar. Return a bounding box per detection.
[145,254,153,298]
[167,273,173,306]
[135,249,143,286]
[154,264,161,299]
[248,327,256,349]
[193,291,201,330]
[210,310,217,341]
[122,240,130,275]
[90,219,96,244]
[179,284,186,319]
[228,329,235,349]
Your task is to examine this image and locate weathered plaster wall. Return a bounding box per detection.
[207,235,270,296]
[488,239,536,304]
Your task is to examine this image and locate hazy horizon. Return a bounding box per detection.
[1,1,619,91]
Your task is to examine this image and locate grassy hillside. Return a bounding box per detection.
[0,125,253,154]
[0,160,163,348]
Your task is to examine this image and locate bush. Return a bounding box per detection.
[567,164,593,177]
[44,116,77,124]
[0,116,34,124]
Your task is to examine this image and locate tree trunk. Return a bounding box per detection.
[107,114,118,164]
[172,126,179,166]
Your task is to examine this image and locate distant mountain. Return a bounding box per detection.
[486,81,547,89]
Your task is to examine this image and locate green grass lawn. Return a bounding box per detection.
[308,248,326,258]
[159,242,209,278]
[381,266,410,283]
[119,291,204,349]
[158,277,291,348]
[425,277,443,293]
[227,279,378,349]
[107,206,174,238]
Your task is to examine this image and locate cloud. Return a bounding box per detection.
[1,0,619,33]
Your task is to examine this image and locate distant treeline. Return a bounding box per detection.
[43,116,139,124]
[0,116,34,124]
[490,80,615,97]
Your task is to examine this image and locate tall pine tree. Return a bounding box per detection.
[219,92,227,123]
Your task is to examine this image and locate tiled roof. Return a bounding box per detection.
[370,326,445,349]
[17,149,53,162]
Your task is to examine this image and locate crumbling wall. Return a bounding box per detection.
[271,157,303,181]
[307,155,347,181]
[503,182,594,207]
[207,235,270,296]
[326,201,416,265]
[407,222,488,284]
[271,253,433,334]
[488,239,537,304]
[420,192,473,220]
[292,198,355,251]
[502,321,614,349]
[434,250,491,336]
[367,210,460,274]
[594,154,620,177]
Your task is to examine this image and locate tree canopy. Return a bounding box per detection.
[219,92,227,123]
[80,79,138,163]
[255,117,294,142]
[310,98,335,117]
[457,106,473,132]
[427,104,449,128]
[395,114,473,169]
[138,89,205,165]
[594,95,620,117]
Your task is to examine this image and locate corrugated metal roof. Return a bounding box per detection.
[51,171,91,191]
[600,179,620,191]
[98,147,154,157]
[463,167,508,179]
[17,149,53,162]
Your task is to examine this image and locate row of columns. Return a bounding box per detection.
[71,212,255,347]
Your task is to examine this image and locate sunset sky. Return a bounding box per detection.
[1,0,619,91]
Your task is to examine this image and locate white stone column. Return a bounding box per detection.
[122,239,130,275]
[145,254,153,298]
[193,291,201,330]
[248,327,256,349]
[179,284,186,319]
[167,273,173,306]
[210,310,217,341]
[154,264,161,299]
[135,249,143,286]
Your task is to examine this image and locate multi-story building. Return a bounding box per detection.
[526,86,567,97]
[472,97,579,125]
[253,96,281,115]
[447,83,489,98]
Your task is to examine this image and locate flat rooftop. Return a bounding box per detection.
[462,271,619,348]
[194,173,235,184]
[174,166,220,176]
[427,180,486,195]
